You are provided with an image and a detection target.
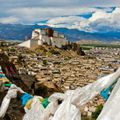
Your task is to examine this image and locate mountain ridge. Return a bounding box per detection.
[0,23,120,42]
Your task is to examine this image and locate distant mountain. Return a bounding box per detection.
[55,28,120,42]
[0,23,47,41]
[0,23,120,42]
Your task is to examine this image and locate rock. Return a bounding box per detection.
[0,90,25,120]
[40,67,48,71]
[71,43,78,51]
[70,60,80,65]
[3,99,25,120]
[19,74,36,90]
[76,46,85,56]
[52,69,61,74]
[34,81,63,97]
[0,53,30,92]
[87,111,92,116]
[89,106,96,112]
[53,61,61,65]
[84,106,89,112]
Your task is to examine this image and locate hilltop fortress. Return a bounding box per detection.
[18,28,68,48]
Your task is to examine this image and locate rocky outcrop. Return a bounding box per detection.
[34,81,63,97]
[0,53,30,92]
[62,42,85,56]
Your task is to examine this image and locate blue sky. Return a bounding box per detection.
[0,0,120,33]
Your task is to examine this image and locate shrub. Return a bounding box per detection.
[64,57,71,61]
[43,60,48,65]
[92,104,103,119]
[49,48,60,55]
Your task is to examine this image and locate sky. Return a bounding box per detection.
[0,0,120,33]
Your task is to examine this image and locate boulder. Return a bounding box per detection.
[34,81,63,97]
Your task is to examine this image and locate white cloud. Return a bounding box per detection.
[0,0,119,25]
[6,7,113,24]
[0,16,19,24]
[46,16,86,28]
[88,7,120,32]
[0,0,119,33]
[44,7,120,33]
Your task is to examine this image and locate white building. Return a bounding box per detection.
[18,28,68,49]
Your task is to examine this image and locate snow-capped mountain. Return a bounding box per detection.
[39,7,120,33]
